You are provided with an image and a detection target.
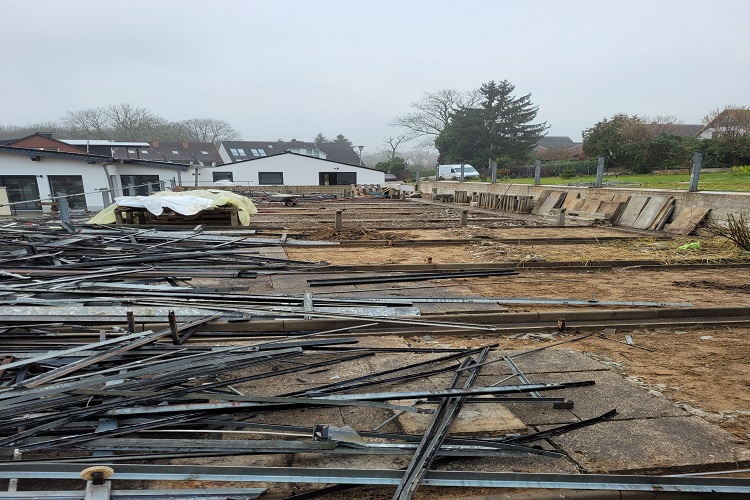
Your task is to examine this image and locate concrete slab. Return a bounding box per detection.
[547,415,750,473]
[397,401,527,437]
[503,348,612,374]
[523,370,687,420]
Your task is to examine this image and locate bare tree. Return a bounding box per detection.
[643,115,685,138]
[389,89,481,142]
[62,107,111,139]
[379,135,410,162]
[179,118,241,145]
[105,103,170,141]
[702,105,750,139]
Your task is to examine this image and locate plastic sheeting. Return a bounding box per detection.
[88,190,258,226]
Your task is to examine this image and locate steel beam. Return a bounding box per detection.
[0,464,747,493]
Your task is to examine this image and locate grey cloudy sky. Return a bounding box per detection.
[2,0,748,150]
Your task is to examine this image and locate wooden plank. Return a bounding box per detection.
[560,192,581,210]
[617,196,650,227]
[598,201,626,219]
[531,190,552,215]
[647,198,676,230]
[535,191,567,215]
[631,196,672,229]
[666,208,711,235]
[580,199,603,213]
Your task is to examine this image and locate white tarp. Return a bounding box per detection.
[114,195,215,216]
[88,190,258,226]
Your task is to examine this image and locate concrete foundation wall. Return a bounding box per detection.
[417,180,750,223]
[183,184,353,196]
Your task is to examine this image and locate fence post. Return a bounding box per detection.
[460,162,465,182]
[595,156,605,188]
[491,161,497,184]
[688,152,703,192]
[534,160,541,186]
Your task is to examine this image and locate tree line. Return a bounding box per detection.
[388,80,548,177]
[583,107,750,172]
[390,82,750,178]
[0,103,241,146]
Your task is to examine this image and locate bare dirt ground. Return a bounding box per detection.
[285,227,750,446]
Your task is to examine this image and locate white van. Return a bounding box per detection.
[438,164,480,180]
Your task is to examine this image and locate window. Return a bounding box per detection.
[212,172,233,182]
[120,175,161,196]
[202,161,214,166]
[290,149,299,153]
[313,149,320,157]
[200,150,209,155]
[258,172,283,185]
[250,148,266,157]
[172,151,179,155]
[127,149,136,154]
[48,175,87,210]
[141,150,149,154]
[319,172,356,186]
[230,148,247,158]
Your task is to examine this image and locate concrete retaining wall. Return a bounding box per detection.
[416,180,750,223]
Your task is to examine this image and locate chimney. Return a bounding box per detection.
[38,132,54,138]
[182,142,188,148]
[152,141,160,147]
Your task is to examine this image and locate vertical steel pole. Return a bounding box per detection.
[689,152,703,192]
[491,161,497,184]
[460,163,465,182]
[595,157,605,188]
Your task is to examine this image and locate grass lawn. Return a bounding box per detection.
[491,171,750,192]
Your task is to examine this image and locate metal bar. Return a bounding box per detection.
[394,347,490,499]
[0,464,748,493]
[307,269,519,287]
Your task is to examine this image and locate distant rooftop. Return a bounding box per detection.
[61,139,151,147]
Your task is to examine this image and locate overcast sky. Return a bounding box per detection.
[2,0,748,151]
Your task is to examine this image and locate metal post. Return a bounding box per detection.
[689,152,703,192]
[58,196,71,224]
[101,190,110,207]
[170,178,176,190]
[460,210,468,226]
[556,208,566,227]
[435,164,440,180]
[595,156,605,188]
[127,184,135,197]
[460,163,465,182]
[491,161,497,184]
[334,210,343,231]
[177,171,182,187]
[159,180,166,192]
[146,182,154,195]
[534,160,541,185]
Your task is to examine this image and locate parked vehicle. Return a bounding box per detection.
[438,164,480,180]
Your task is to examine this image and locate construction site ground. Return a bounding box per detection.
[167,198,750,498]
[5,197,750,499]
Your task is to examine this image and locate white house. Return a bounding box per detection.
[191,151,385,187]
[0,145,189,212]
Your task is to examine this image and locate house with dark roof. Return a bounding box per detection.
[644,123,703,139]
[534,136,583,160]
[698,109,750,139]
[316,141,364,166]
[194,151,384,187]
[1,132,88,153]
[0,144,190,212]
[218,140,280,163]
